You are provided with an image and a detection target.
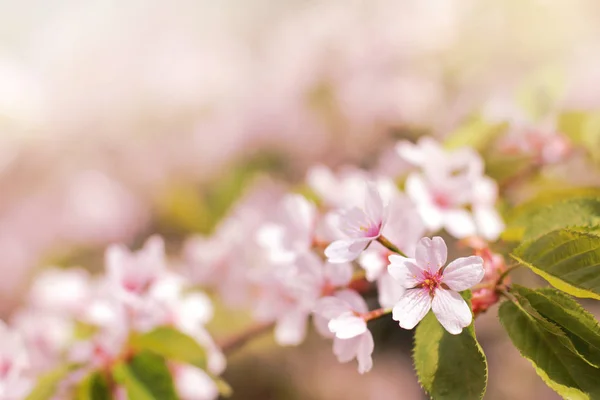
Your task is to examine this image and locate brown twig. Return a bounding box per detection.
[218,321,275,355]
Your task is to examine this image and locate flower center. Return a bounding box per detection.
[420,270,442,296]
[360,222,381,237]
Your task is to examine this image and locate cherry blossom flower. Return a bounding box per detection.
[388,237,484,334]
[0,321,33,400]
[358,191,425,308]
[105,235,167,298]
[313,290,374,374]
[398,137,503,240]
[256,194,316,263]
[254,253,352,346]
[325,183,388,263]
[173,363,219,400]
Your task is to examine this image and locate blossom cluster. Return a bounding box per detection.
[1,237,225,399]
[0,133,575,398]
[183,138,507,374]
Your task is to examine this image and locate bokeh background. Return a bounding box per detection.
[2,0,600,398]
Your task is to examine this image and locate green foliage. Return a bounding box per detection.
[503,195,600,241]
[484,154,532,184]
[214,377,233,398]
[558,111,600,162]
[413,293,487,400]
[129,326,207,370]
[156,152,286,235]
[512,286,600,368]
[25,365,74,400]
[499,300,600,399]
[76,372,112,400]
[443,114,507,152]
[112,351,178,400]
[512,228,600,300]
[502,188,600,241]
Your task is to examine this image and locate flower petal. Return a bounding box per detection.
[392,288,432,330]
[473,205,504,241]
[333,335,361,363]
[443,209,477,239]
[324,238,371,263]
[415,236,447,272]
[335,289,369,314]
[442,256,485,292]
[328,313,367,339]
[431,288,472,335]
[274,309,308,346]
[359,249,387,282]
[377,273,405,309]
[313,296,351,320]
[387,255,424,288]
[364,182,384,226]
[324,261,353,287]
[356,331,375,374]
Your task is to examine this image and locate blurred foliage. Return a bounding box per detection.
[156,152,288,237]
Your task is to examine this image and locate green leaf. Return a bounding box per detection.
[129,326,207,370]
[512,228,600,300]
[511,285,600,367]
[499,300,600,399]
[76,371,112,400]
[558,111,600,162]
[26,365,73,400]
[112,351,178,400]
[443,114,507,152]
[502,191,600,241]
[214,377,233,398]
[413,293,487,400]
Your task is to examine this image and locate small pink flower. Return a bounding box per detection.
[313,290,374,374]
[325,183,387,263]
[256,194,316,263]
[105,235,166,296]
[388,237,484,334]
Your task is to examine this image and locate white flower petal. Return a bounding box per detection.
[313,296,351,320]
[324,238,370,263]
[274,309,308,346]
[431,288,472,335]
[415,236,447,272]
[405,173,433,205]
[328,313,367,339]
[356,331,375,374]
[392,288,432,330]
[377,273,405,309]
[473,205,505,241]
[387,255,423,288]
[443,209,477,239]
[359,249,386,282]
[324,261,353,287]
[335,289,369,314]
[442,256,485,292]
[313,314,334,338]
[364,182,384,226]
[333,335,361,363]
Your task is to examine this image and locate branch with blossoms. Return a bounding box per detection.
[4,127,600,400]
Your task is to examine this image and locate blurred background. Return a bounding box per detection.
[2,0,600,398]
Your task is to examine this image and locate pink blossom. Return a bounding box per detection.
[388,237,484,334]
[253,252,352,346]
[106,235,166,297]
[256,194,316,263]
[325,183,387,263]
[313,290,374,374]
[0,321,33,399]
[398,137,503,240]
[358,191,425,308]
[172,363,219,400]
